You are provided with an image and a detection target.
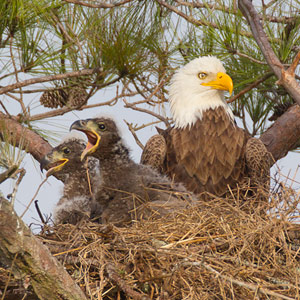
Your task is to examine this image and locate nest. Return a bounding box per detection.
[2,185,300,299]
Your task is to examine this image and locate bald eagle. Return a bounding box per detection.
[70,117,195,225]
[141,56,272,198]
[40,138,100,224]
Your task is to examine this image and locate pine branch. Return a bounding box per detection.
[0,68,102,95]
[227,72,273,104]
[176,1,297,24]
[28,90,139,122]
[0,112,52,163]
[63,0,133,8]
[238,0,300,105]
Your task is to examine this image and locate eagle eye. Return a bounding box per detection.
[98,123,106,131]
[198,72,207,79]
[63,148,70,154]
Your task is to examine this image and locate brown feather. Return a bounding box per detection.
[140,134,167,173]
[142,107,255,196]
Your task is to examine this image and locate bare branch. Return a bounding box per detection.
[123,98,170,127]
[260,104,300,161]
[8,168,26,207]
[156,0,252,38]
[176,1,297,24]
[63,0,133,8]
[0,112,52,162]
[0,165,18,184]
[238,0,300,105]
[9,36,28,118]
[28,91,140,122]
[20,178,48,219]
[227,72,273,104]
[51,12,86,67]
[286,51,300,76]
[124,120,144,150]
[0,68,102,95]
[34,200,46,225]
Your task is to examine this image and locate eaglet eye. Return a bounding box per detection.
[98,123,106,131]
[198,72,207,79]
[63,148,70,154]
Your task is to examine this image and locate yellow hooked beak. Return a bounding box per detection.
[40,154,69,178]
[47,158,69,177]
[80,130,101,161]
[201,72,233,96]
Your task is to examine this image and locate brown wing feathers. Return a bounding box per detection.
[142,107,250,196]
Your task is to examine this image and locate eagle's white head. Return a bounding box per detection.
[169,56,234,128]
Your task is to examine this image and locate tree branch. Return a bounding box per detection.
[227,72,273,104]
[176,1,297,24]
[260,104,300,161]
[27,91,139,122]
[0,197,88,300]
[0,68,101,95]
[123,99,170,127]
[238,0,300,105]
[63,0,133,8]
[0,112,52,162]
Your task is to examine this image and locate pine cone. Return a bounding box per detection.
[40,89,68,108]
[268,101,293,121]
[67,86,88,108]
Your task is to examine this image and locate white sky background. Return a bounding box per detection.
[1,82,300,228]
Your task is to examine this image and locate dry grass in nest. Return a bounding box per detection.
[2,183,300,299]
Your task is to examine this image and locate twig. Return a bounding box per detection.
[238,0,300,105]
[123,99,170,127]
[176,1,297,24]
[201,262,295,300]
[230,49,268,65]
[105,262,151,300]
[51,12,86,67]
[34,200,46,225]
[0,165,18,184]
[20,178,48,219]
[0,68,101,95]
[1,253,18,300]
[124,120,144,150]
[156,0,252,38]
[84,158,93,198]
[0,101,11,116]
[9,168,26,207]
[134,119,164,131]
[227,72,273,104]
[28,91,139,122]
[9,36,28,117]
[0,111,52,162]
[63,0,133,8]
[286,51,300,76]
